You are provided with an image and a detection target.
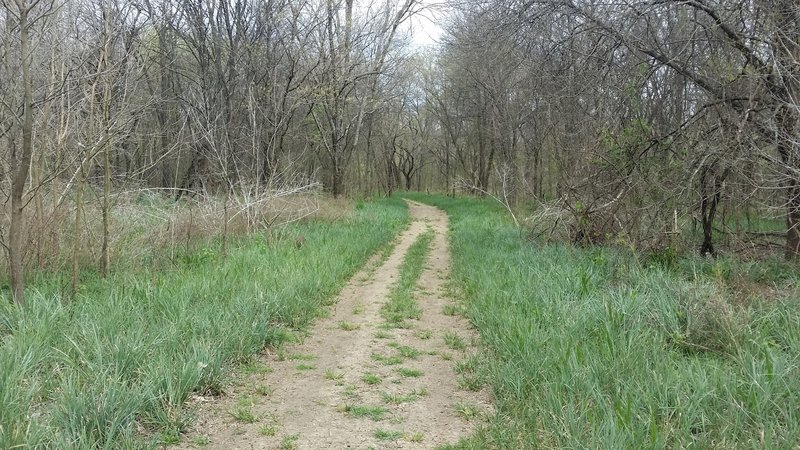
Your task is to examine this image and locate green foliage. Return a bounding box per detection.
[407,193,800,448]
[0,197,408,447]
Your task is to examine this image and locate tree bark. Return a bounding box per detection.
[9,5,35,305]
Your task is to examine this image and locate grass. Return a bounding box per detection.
[374,330,393,339]
[414,329,432,340]
[324,369,344,382]
[381,230,434,327]
[338,320,360,331]
[341,404,388,421]
[229,405,258,424]
[259,424,278,436]
[0,197,408,448]
[374,429,404,441]
[280,434,299,449]
[396,367,423,378]
[443,332,466,351]
[381,388,428,404]
[453,401,482,420]
[407,193,800,448]
[361,372,382,385]
[442,304,465,316]
[255,385,273,397]
[370,352,404,366]
[407,432,424,442]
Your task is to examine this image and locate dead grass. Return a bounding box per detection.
[0,185,351,277]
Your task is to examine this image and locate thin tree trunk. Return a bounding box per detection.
[9,6,35,305]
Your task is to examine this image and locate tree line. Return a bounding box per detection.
[2,0,799,304]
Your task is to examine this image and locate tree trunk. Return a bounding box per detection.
[9,7,35,305]
[786,183,800,259]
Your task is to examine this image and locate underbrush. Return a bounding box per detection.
[406,193,800,448]
[0,197,408,448]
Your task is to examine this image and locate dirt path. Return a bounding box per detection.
[178,201,490,449]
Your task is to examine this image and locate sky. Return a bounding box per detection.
[407,0,447,48]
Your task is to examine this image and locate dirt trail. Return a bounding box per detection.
[178,201,490,449]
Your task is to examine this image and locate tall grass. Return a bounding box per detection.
[406,193,800,449]
[0,197,408,448]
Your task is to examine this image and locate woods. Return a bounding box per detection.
[3,1,796,297]
[0,0,424,302]
[433,0,800,259]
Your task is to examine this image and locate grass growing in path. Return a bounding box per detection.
[407,193,800,448]
[341,404,388,421]
[381,229,434,328]
[0,197,408,448]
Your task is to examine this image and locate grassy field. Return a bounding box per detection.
[405,193,800,449]
[0,197,408,448]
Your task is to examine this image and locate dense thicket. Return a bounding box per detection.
[432,0,800,261]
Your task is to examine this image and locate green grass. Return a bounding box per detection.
[0,197,408,448]
[381,230,434,327]
[374,428,404,441]
[453,401,482,421]
[370,352,404,365]
[361,372,382,385]
[338,320,360,331]
[341,404,388,421]
[443,332,466,351]
[396,367,423,378]
[406,193,800,448]
[381,388,427,404]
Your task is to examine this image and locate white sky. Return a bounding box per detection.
[407,0,446,48]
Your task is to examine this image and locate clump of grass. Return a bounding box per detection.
[443,332,466,351]
[374,330,393,339]
[255,385,273,397]
[361,372,382,385]
[407,431,424,442]
[453,401,482,420]
[338,321,360,331]
[396,367,423,378]
[324,369,344,382]
[280,434,299,449]
[371,352,404,365]
[374,429,404,441]
[259,424,278,436]
[229,406,258,424]
[191,435,210,446]
[341,404,387,421]
[414,329,432,340]
[381,388,428,404]
[381,230,434,327]
[295,363,315,371]
[341,384,359,400]
[398,346,420,358]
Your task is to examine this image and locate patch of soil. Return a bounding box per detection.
[176,201,491,449]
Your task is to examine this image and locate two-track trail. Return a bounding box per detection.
[178,201,490,449]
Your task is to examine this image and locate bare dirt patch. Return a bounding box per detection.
[177,201,490,449]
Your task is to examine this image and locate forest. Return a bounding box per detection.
[1,0,799,448]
